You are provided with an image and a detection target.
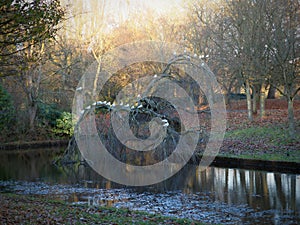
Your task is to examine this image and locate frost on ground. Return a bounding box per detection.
[1,180,299,225]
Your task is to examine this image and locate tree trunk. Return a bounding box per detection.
[245,80,253,121]
[267,85,276,99]
[252,85,258,114]
[26,71,38,132]
[287,96,295,137]
[93,61,101,99]
[260,85,266,118]
[224,92,230,106]
[28,102,38,131]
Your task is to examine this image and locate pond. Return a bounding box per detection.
[0,148,299,224]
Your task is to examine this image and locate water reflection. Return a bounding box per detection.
[0,149,299,224]
[194,167,300,213]
[0,149,63,182]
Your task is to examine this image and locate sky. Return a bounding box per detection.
[136,0,185,14]
[60,0,187,38]
[62,0,186,23]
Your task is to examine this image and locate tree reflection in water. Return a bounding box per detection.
[0,149,299,224]
[194,166,299,217]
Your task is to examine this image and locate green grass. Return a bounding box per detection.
[222,125,300,163]
[0,193,206,225]
[225,126,300,146]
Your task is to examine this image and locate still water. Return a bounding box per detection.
[0,148,299,224]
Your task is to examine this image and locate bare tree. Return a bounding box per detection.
[185,0,231,105]
[12,42,46,131]
[265,0,300,137]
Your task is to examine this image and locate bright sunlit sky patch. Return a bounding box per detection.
[63,0,185,22]
[104,0,186,22]
[61,0,186,37]
[139,0,185,14]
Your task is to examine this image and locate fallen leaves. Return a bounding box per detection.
[220,99,300,162]
[0,194,201,225]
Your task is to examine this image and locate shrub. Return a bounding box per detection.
[37,102,62,127]
[52,112,74,137]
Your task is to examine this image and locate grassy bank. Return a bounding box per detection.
[221,100,300,164]
[221,125,300,162]
[0,193,204,225]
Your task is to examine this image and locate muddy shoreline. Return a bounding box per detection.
[210,156,300,174]
[0,140,69,150]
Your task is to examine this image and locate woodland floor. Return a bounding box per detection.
[219,98,300,162]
